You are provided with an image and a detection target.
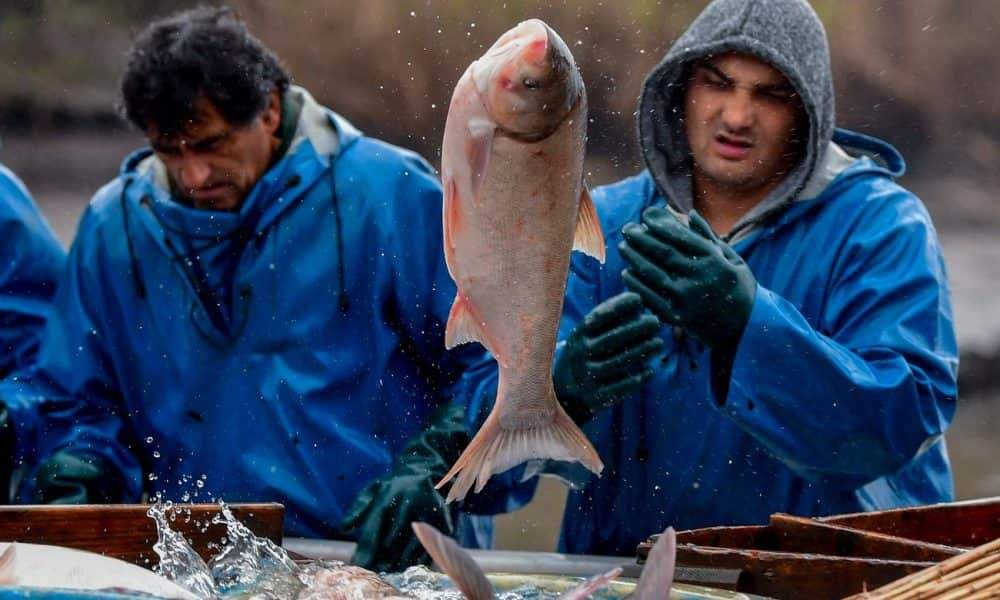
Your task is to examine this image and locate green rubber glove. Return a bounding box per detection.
[342,402,468,573]
[553,291,665,424]
[620,208,756,350]
[33,450,126,504]
[0,404,13,504]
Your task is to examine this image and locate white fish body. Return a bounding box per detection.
[436,19,606,502]
[0,542,196,598]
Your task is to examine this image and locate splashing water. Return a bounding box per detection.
[150,502,633,600]
[148,502,220,599]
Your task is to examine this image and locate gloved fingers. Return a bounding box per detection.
[589,337,665,383]
[341,480,382,531]
[639,207,713,256]
[594,369,655,407]
[687,210,723,243]
[618,240,693,296]
[588,313,662,360]
[689,210,745,264]
[580,291,645,337]
[622,270,684,326]
[621,226,701,277]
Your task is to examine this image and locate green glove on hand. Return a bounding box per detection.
[553,291,664,424]
[342,402,468,573]
[620,208,756,350]
[33,450,126,504]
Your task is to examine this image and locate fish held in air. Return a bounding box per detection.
[436,18,606,502]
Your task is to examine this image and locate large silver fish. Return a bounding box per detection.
[0,542,196,598]
[436,18,606,502]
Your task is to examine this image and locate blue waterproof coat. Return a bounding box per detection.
[0,165,65,378]
[13,91,491,540]
[463,131,958,555]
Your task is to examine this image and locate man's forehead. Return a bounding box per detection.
[147,96,226,143]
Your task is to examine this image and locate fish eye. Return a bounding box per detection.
[522,77,539,90]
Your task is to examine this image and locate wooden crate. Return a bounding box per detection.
[0,503,284,567]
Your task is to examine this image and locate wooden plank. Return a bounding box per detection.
[676,545,933,600]
[768,513,962,562]
[0,503,284,568]
[819,497,1000,548]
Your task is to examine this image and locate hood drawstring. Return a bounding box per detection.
[120,179,146,299]
[329,161,350,314]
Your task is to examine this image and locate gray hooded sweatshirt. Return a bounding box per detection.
[638,0,840,241]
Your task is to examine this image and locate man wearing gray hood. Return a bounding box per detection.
[460,0,958,554]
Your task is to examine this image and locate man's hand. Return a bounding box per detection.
[553,292,664,423]
[33,450,126,504]
[620,208,756,350]
[342,403,467,573]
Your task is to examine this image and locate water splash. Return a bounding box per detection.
[208,501,302,597]
[148,502,220,599]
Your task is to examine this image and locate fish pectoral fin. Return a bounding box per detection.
[0,543,17,584]
[630,527,676,600]
[412,522,497,600]
[466,117,496,200]
[445,293,489,350]
[558,568,622,600]
[572,186,606,263]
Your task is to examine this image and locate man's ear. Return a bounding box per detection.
[262,88,282,136]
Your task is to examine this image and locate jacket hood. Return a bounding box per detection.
[638,0,835,239]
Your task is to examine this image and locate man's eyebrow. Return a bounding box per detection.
[697,61,732,83]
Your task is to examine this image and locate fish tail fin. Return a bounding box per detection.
[437,384,603,502]
[573,186,606,263]
[632,527,677,600]
[557,567,622,600]
[412,522,496,600]
[0,543,17,584]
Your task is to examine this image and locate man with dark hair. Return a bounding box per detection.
[460,0,958,555]
[13,6,501,570]
[0,163,65,502]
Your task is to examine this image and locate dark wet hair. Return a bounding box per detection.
[119,5,290,135]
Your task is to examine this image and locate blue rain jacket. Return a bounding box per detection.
[0,164,65,378]
[12,93,500,541]
[462,130,958,555]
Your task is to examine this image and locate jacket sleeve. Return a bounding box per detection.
[0,166,66,377]
[714,191,958,487]
[11,208,143,502]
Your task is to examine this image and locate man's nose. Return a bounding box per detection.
[178,155,211,190]
[721,91,754,131]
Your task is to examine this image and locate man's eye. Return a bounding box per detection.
[765,89,796,101]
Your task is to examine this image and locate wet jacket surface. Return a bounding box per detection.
[0,165,65,379]
[13,91,488,539]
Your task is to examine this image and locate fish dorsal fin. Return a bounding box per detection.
[467,117,496,201]
[557,567,622,600]
[412,522,496,600]
[630,527,676,600]
[573,186,606,263]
